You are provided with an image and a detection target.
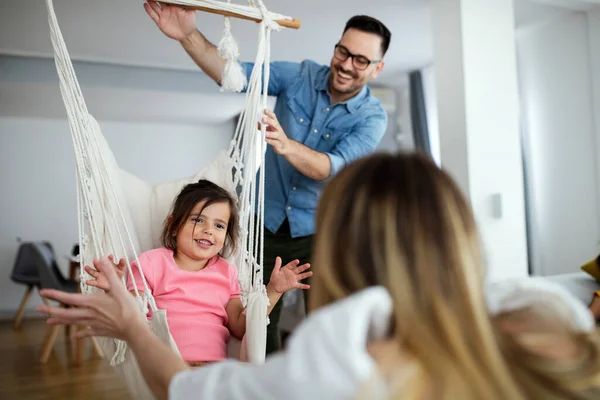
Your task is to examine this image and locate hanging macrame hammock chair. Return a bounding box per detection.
[44,0,299,398]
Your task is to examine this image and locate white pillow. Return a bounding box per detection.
[89,115,237,257]
[487,277,595,332]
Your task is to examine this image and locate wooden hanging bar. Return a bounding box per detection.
[187,4,301,29]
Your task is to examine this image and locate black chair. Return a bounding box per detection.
[32,242,79,295]
[10,241,52,330]
[26,242,81,363]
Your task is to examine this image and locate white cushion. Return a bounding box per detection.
[86,115,244,360]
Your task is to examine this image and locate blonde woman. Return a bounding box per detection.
[37,152,600,399]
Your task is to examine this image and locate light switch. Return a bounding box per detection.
[491,193,502,219]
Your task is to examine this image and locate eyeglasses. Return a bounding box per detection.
[333,44,381,71]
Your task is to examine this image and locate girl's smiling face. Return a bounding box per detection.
[175,200,231,263]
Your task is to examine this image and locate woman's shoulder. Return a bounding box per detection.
[284,287,392,385]
[169,288,393,400]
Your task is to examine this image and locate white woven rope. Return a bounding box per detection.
[45,0,287,366]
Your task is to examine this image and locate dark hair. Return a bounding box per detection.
[344,15,391,57]
[161,179,239,258]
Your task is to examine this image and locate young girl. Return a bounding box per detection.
[85,179,311,365]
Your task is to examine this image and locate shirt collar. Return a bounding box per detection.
[319,69,370,113]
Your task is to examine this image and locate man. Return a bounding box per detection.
[144,1,391,355]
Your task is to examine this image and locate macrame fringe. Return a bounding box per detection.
[218,17,247,92]
[110,339,128,366]
[47,0,293,369]
[221,59,247,92]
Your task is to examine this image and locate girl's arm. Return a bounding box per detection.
[226,298,246,339]
[226,257,312,339]
[266,283,283,315]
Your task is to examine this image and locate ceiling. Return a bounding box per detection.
[1,0,597,124]
[0,0,433,83]
[1,0,596,81]
[515,0,600,31]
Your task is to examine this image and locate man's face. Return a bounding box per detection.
[329,28,385,97]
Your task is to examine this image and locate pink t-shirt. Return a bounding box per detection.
[126,247,241,362]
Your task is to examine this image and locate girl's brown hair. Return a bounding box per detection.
[161,179,239,258]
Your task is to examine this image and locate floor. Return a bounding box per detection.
[0,318,131,400]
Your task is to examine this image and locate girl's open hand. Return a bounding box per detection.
[268,257,312,294]
[85,255,127,292]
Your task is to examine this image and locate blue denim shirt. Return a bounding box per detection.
[242,60,387,238]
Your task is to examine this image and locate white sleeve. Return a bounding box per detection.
[168,287,393,400]
[169,357,289,400]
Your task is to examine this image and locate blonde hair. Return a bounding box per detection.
[309,152,600,399]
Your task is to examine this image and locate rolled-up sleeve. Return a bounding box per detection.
[241,61,302,97]
[326,111,388,177]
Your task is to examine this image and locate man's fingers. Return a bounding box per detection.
[262,116,280,131]
[264,108,276,118]
[298,284,310,290]
[148,1,162,16]
[144,2,160,22]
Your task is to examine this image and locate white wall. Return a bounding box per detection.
[431,0,528,282]
[517,10,600,276]
[0,55,241,317]
[0,116,234,316]
[0,53,406,318]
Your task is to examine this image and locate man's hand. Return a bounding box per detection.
[262,109,291,155]
[260,108,332,181]
[144,1,197,42]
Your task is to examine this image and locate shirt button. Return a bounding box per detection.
[325,107,330,112]
[287,206,292,211]
[299,118,304,123]
[292,186,297,191]
[313,129,318,133]
[324,133,330,139]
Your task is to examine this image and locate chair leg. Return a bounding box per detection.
[64,304,72,339]
[40,324,60,363]
[75,325,85,366]
[91,336,104,358]
[13,286,33,330]
[74,328,103,366]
